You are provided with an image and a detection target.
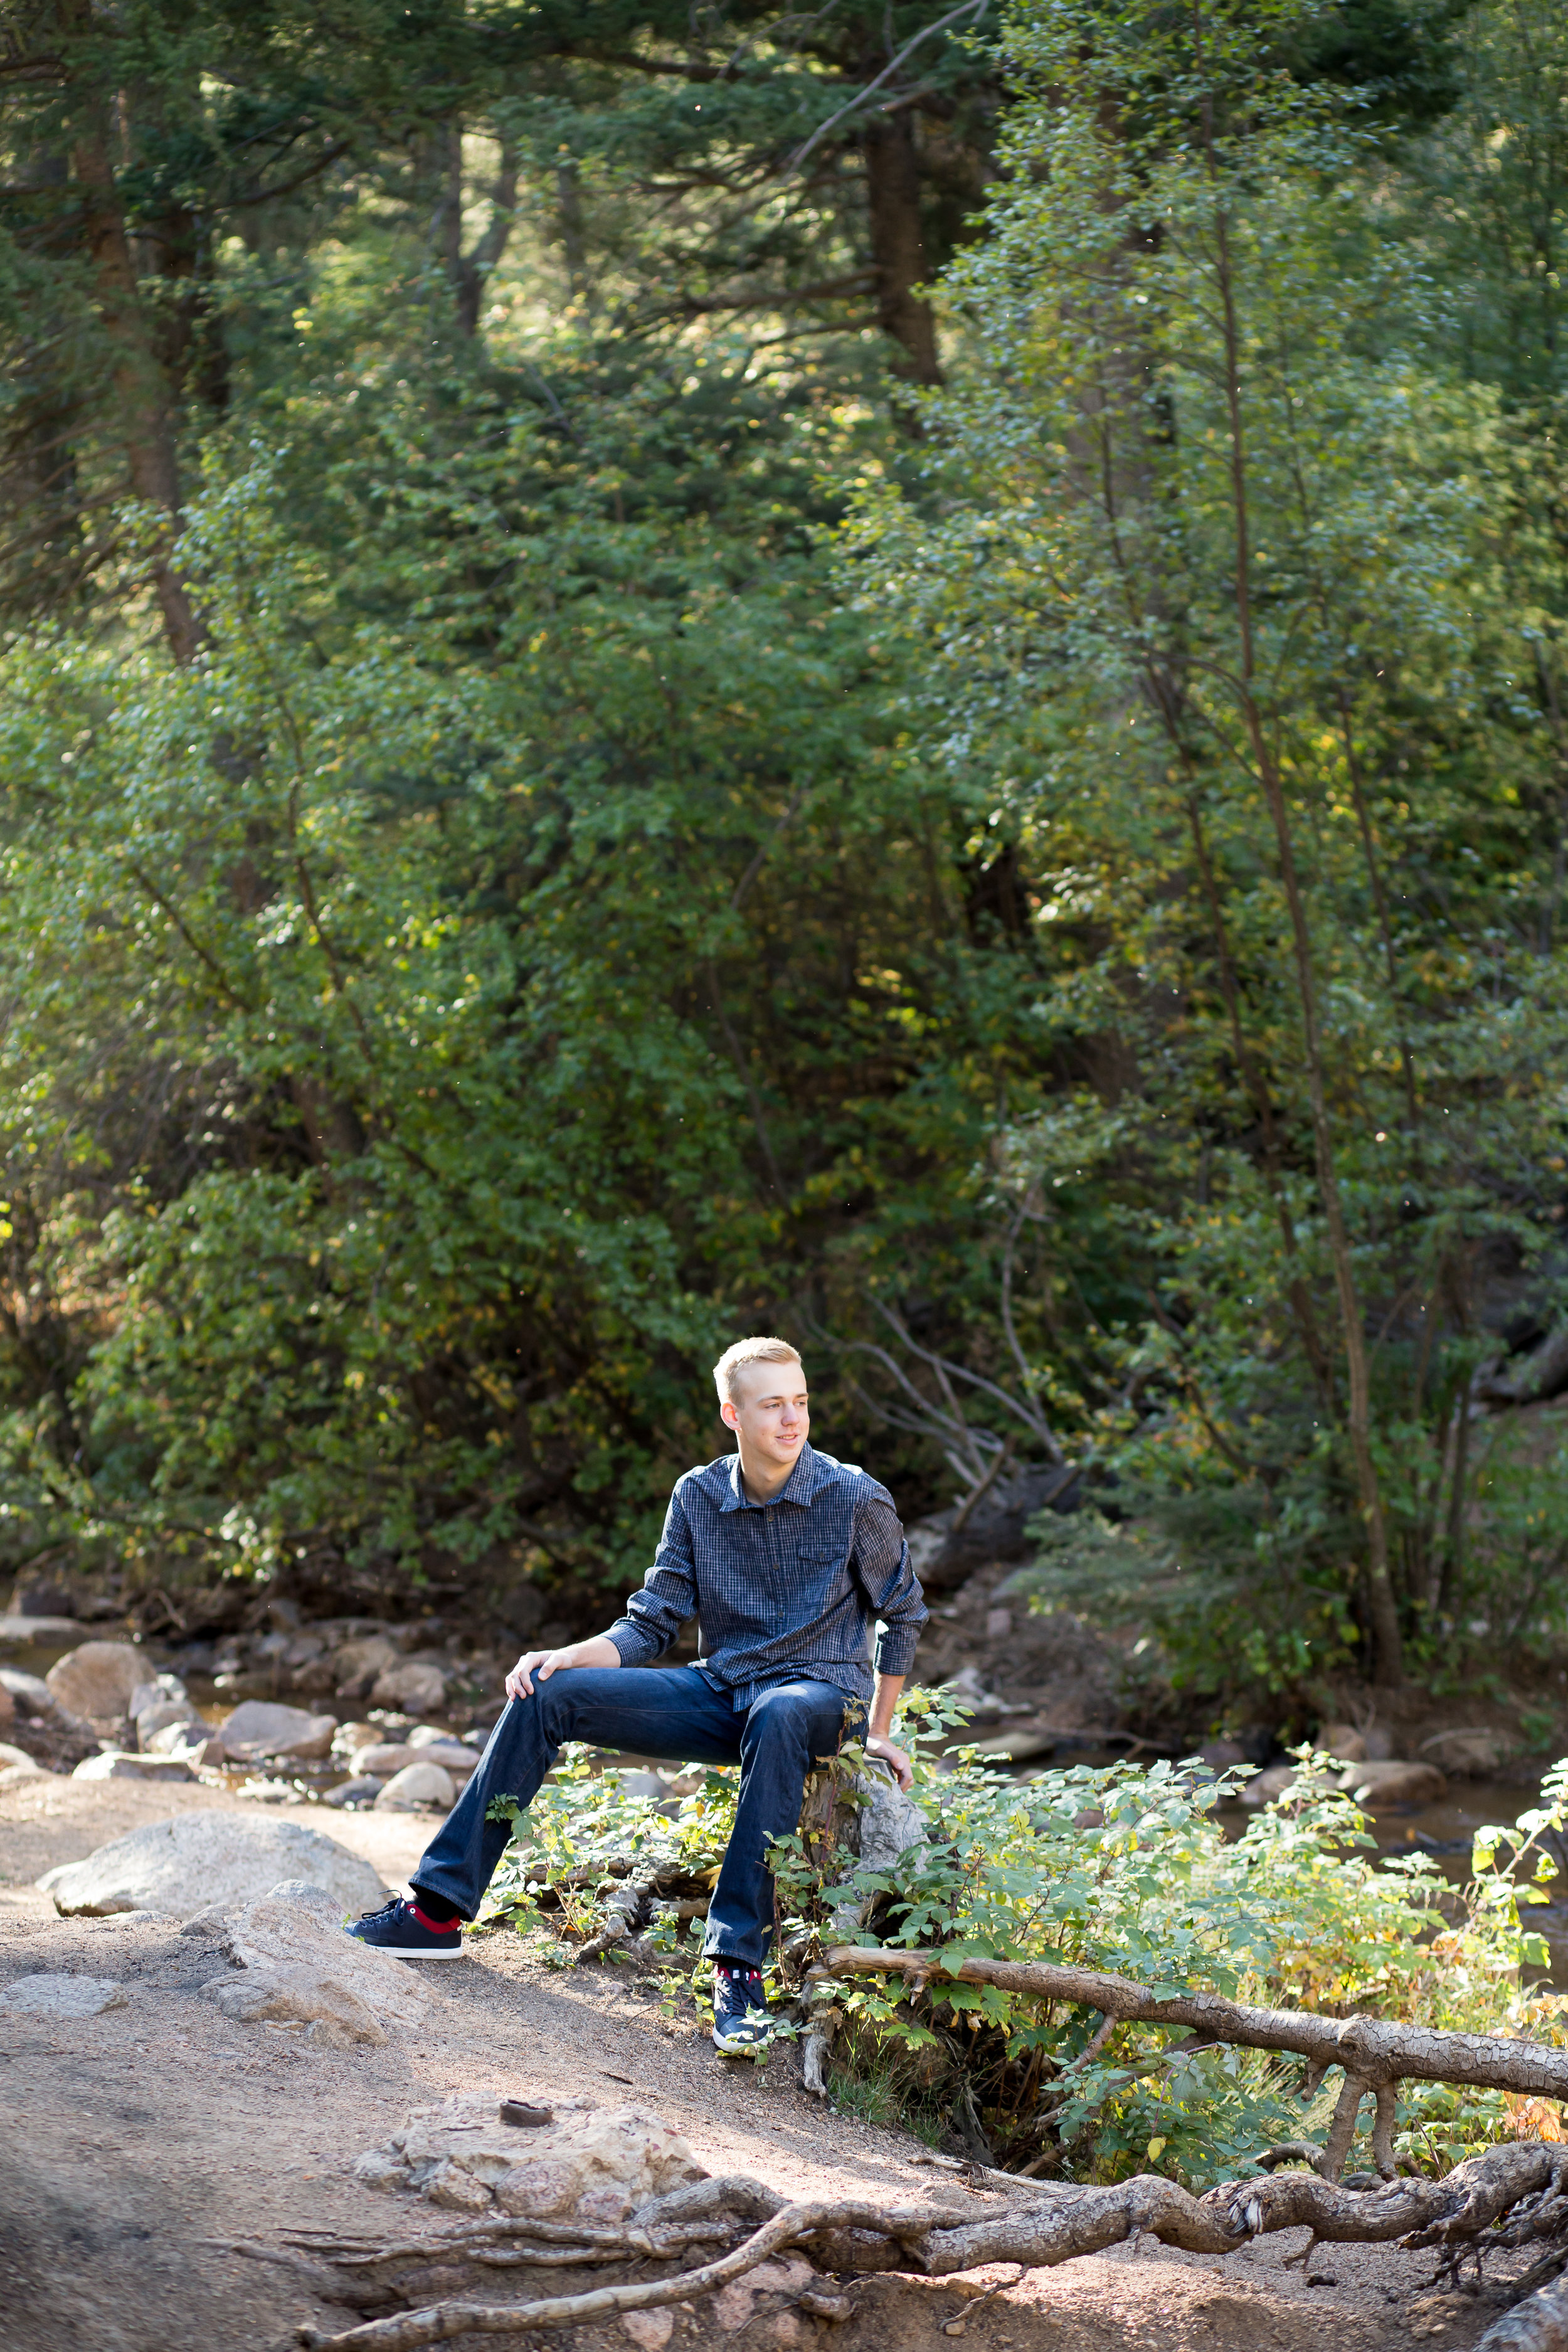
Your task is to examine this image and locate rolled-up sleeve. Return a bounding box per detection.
[605,1485,699,1667]
[851,1491,928,1677]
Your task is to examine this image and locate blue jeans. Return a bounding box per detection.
[411,1665,850,1966]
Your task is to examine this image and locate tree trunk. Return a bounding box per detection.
[1195,48,1400,1682]
[862,114,941,386]
[65,31,199,664]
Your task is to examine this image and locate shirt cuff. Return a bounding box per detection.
[873,1626,921,1678]
[605,1620,662,1669]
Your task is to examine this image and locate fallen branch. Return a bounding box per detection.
[822,1944,1568,2178]
[290,2145,1568,2349]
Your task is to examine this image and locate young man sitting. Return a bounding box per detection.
[349,1335,929,2053]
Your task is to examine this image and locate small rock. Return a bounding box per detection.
[984,1607,1012,1640]
[712,2258,817,2336]
[220,1701,339,1761]
[621,2313,675,2351]
[144,1721,221,1763]
[1316,1722,1368,1763]
[0,1742,42,1774]
[0,1974,129,2019]
[1338,1759,1447,1808]
[324,1776,384,1808]
[0,1666,63,1717]
[371,1661,448,1714]
[332,1636,400,1700]
[136,1697,203,1751]
[0,1684,12,1733]
[0,1763,49,1792]
[332,1721,382,1759]
[72,1751,198,1783]
[426,2159,494,2212]
[45,1642,146,1724]
[1238,1764,1333,1809]
[375,1762,455,1812]
[38,1811,386,1917]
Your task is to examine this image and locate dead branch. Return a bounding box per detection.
[822,1945,1568,2173]
[292,2195,973,2349]
[293,2144,1568,2350]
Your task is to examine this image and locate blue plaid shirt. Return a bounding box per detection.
[605,1443,928,1709]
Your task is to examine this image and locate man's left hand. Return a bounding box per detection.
[866,1732,914,1791]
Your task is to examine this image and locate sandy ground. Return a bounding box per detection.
[0,1776,1547,2352]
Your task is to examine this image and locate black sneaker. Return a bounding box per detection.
[347,1897,464,1959]
[711,1963,772,2055]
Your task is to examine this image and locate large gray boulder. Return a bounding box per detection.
[852,1764,929,1873]
[220,1700,337,1761]
[44,1641,146,1722]
[36,1810,386,1918]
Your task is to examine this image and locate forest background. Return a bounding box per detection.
[3,0,1568,1735]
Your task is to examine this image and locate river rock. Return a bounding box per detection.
[136,1697,203,1750]
[36,1810,386,1917]
[144,1720,222,1764]
[357,1740,475,1779]
[331,1720,381,1759]
[45,1641,146,1723]
[371,1661,448,1714]
[1315,1722,1368,1762]
[1338,1758,1447,1808]
[72,1751,197,1783]
[201,1880,433,2046]
[0,1741,41,1773]
[374,1761,455,1812]
[332,1636,400,1699]
[1237,1762,1335,1809]
[0,1763,48,1792]
[0,1617,87,1650]
[355,2090,706,2213]
[0,1974,130,2019]
[323,1775,384,1808]
[1419,1727,1515,1776]
[7,1577,75,1618]
[0,1666,62,1717]
[0,1683,13,1733]
[220,1701,338,1761]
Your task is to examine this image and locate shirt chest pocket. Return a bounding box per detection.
[796,1541,842,1571]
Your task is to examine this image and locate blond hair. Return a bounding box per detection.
[712,1335,803,1406]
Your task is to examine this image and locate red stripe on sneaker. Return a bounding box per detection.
[410,1902,459,1935]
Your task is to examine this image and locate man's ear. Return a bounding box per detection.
[719,1397,740,1432]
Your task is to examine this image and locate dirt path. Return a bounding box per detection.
[0,1778,1540,2352]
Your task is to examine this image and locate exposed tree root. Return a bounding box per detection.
[821,1944,1568,2180]
[287,2144,1568,2349]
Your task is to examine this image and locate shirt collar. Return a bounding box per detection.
[720,1441,820,1511]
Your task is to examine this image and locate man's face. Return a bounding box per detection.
[721,1357,810,1466]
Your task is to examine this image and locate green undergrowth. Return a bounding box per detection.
[474,1693,1568,2190]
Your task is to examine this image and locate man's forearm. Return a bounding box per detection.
[868,1673,904,1740]
[566,1636,623,1670]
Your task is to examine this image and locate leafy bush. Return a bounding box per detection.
[479,1696,1568,2188]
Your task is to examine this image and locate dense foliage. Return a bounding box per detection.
[479,1710,1568,2184]
[3,0,1568,1714]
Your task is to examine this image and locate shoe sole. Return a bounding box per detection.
[712,2026,773,2056]
[350,1940,465,1959]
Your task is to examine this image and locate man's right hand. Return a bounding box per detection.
[505,1635,621,1701]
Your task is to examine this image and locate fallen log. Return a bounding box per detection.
[291,2144,1568,2350]
[821,1944,1568,2178]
